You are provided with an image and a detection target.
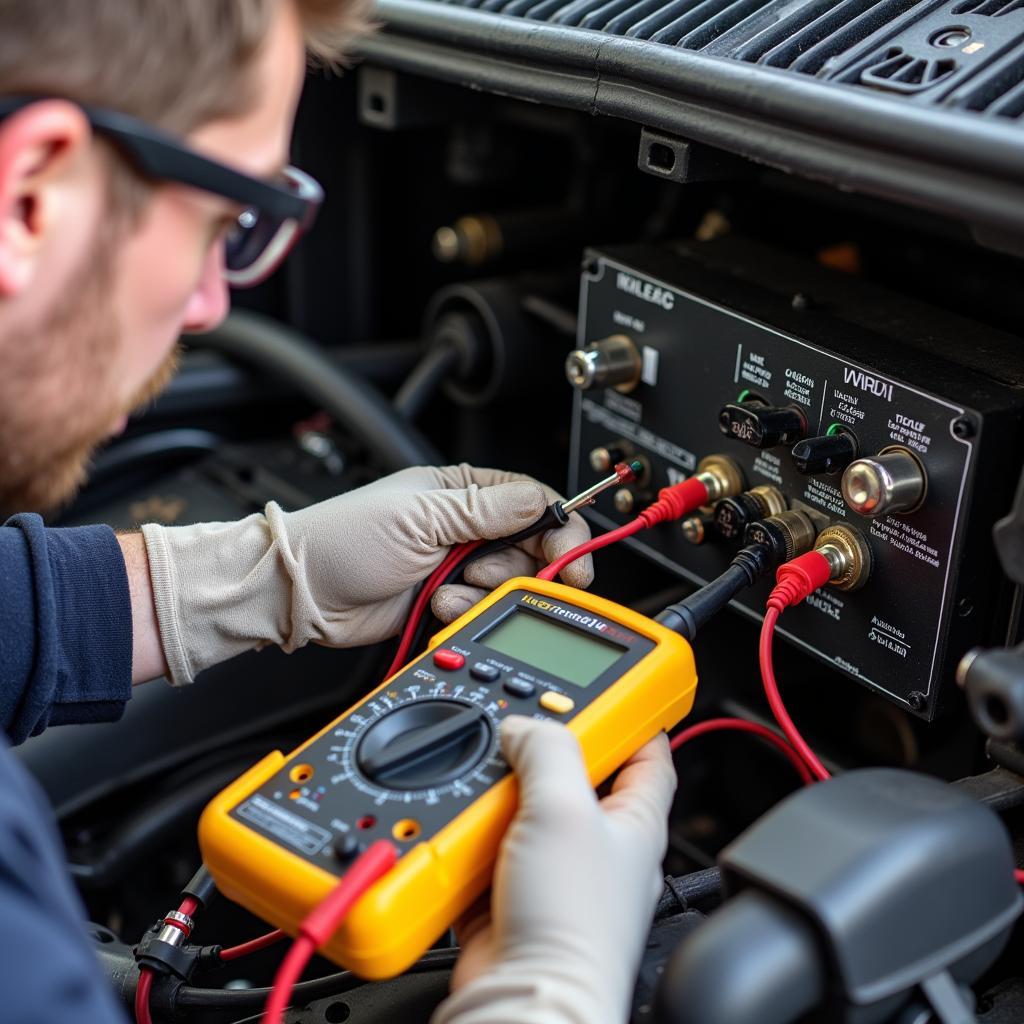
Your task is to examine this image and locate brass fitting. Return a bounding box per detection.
[681,511,715,546]
[694,454,745,504]
[432,214,503,266]
[815,524,873,591]
[745,509,818,564]
[749,484,787,518]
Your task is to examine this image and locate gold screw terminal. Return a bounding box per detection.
[613,488,635,515]
[589,442,632,473]
[681,512,714,545]
[814,524,873,591]
[694,454,746,503]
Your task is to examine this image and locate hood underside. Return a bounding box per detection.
[360,0,1024,241]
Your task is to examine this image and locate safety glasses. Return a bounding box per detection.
[0,96,323,287]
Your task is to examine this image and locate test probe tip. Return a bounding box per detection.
[617,460,642,483]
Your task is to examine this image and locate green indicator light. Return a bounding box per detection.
[826,423,843,436]
[737,388,752,403]
[629,458,644,476]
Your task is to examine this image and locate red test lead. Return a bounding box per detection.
[538,454,744,582]
[263,840,398,1024]
[760,550,835,783]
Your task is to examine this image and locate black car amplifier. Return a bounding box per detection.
[567,238,1024,719]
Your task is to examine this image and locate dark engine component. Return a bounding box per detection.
[658,769,1023,1024]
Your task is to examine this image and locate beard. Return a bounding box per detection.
[0,234,181,519]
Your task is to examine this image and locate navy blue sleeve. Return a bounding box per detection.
[0,514,132,744]
[0,736,129,1023]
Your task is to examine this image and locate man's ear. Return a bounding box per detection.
[0,100,92,297]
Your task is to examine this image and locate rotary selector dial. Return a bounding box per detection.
[323,680,507,809]
[357,700,492,790]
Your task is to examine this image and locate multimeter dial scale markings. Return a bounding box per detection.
[333,689,506,801]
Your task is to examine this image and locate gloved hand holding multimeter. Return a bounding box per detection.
[199,574,697,979]
[434,717,678,1024]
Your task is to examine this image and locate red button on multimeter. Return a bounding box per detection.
[199,576,698,980]
[433,649,465,671]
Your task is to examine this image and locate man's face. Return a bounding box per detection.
[0,1,307,516]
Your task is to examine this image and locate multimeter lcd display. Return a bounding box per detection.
[479,609,624,686]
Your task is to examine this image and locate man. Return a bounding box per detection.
[0,2,676,1022]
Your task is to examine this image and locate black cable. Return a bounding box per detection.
[174,948,460,1009]
[394,343,461,420]
[88,428,223,481]
[408,541,497,658]
[654,869,723,919]
[192,308,441,471]
[182,865,218,910]
[656,544,773,640]
[403,505,572,660]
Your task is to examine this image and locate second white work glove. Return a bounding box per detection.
[141,464,593,686]
[432,716,677,1024]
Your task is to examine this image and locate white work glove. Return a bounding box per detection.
[141,464,593,686]
[432,716,676,1024]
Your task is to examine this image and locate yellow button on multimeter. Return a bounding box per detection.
[199,576,698,979]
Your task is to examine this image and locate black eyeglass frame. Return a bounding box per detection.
[0,95,323,285]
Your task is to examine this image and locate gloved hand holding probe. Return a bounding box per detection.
[141,464,594,686]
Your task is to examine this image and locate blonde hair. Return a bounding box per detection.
[0,0,373,133]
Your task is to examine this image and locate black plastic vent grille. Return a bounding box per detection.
[859,47,957,90]
[951,0,1024,15]
[433,0,1024,118]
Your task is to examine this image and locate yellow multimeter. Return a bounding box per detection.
[198,576,697,979]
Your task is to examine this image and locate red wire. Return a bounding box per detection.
[759,606,831,782]
[263,840,398,1024]
[384,541,483,679]
[536,519,646,581]
[134,967,154,1024]
[219,928,287,961]
[176,895,199,919]
[537,477,712,582]
[670,716,814,785]
[136,895,199,1023]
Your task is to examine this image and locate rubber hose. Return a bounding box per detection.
[655,868,723,919]
[657,890,824,1024]
[394,343,461,420]
[192,309,441,471]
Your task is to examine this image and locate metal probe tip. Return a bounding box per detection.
[561,462,640,514]
[616,459,642,483]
